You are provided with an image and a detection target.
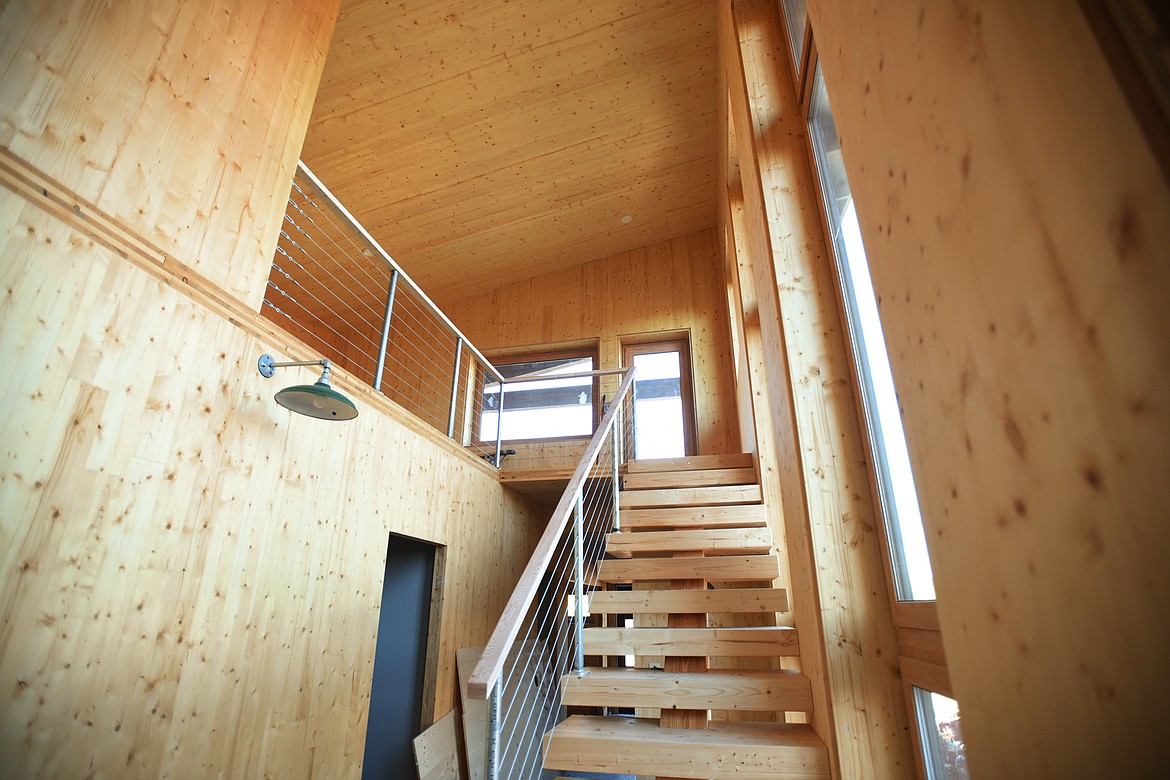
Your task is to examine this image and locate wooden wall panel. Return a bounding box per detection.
[446,229,741,457]
[0,1,546,777]
[0,0,337,309]
[807,1,1170,775]
[0,188,542,778]
[720,1,913,776]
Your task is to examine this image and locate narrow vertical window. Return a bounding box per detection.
[807,63,935,601]
[912,687,969,779]
[779,0,809,71]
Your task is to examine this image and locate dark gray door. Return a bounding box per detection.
[362,534,435,779]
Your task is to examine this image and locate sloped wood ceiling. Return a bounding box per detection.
[303,0,718,306]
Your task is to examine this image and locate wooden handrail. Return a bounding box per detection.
[467,366,636,699]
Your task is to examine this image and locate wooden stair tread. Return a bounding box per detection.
[625,453,755,473]
[620,484,763,509]
[598,554,779,583]
[588,587,789,614]
[543,715,830,780]
[561,667,814,712]
[583,626,799,656]
[620,503,767,530]
[606,526,772,557]
[623,466,757,490]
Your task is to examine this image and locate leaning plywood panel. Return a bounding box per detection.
[414,708,466,780]
[808,1,1170,775]
[456,647,488,780]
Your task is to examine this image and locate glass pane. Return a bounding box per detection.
[808,63,935,601]
[913,687,968,780]
[632,351,685,460]
[479,355,594,440]
[780,0,808,67]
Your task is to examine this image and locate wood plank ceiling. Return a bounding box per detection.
[303,0,718,307]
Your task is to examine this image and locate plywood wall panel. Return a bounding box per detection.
[0,0,338,308]
[807,1,1170,775]
[447,229,740,457]
[0,188,542,778]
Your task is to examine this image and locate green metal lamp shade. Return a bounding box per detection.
[274,378,358,420]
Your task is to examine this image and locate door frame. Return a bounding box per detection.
[621,333,698,458]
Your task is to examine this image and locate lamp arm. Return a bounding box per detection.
[257,354,329,379]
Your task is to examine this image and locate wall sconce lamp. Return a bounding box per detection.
[257,354,358,421]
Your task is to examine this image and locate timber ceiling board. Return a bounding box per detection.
[303,0,718,306]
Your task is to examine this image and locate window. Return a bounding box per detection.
[779,0,809,73]
[622,338,697,460]
[912,688,968,780]
[807,62,935,600]
[478,349,597,442]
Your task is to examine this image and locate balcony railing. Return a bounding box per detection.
[261,162,506,464]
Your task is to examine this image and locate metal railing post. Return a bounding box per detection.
[372,269,399,392]
[629,373,639,461]
[447,337,463,438]
[486,683,500,780]
[612,421,622,532]
[494,375,506,468]
[573,488,587,676]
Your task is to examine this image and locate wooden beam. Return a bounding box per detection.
[721,0,914,773]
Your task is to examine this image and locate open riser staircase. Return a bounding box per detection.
[541,453,830,780]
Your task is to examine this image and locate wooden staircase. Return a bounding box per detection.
[541,454,830,779]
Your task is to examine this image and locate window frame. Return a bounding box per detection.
[476,344,601,445]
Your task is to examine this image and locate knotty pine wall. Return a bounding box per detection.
[445,228,741,458]
[0,1,544,777]
[806,1,1170,776]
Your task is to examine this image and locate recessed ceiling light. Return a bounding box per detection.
[620,214,632,224]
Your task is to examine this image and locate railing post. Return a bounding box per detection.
[629,371,639,461]
[612,420,622,532]
[372,269,399,392]
[486,683,500,780]
[447,337,463,438]
[494,374,506,468]
[573,488,587,677]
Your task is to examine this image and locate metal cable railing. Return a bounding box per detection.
[469,369,636,780]
[261,162,506,464]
